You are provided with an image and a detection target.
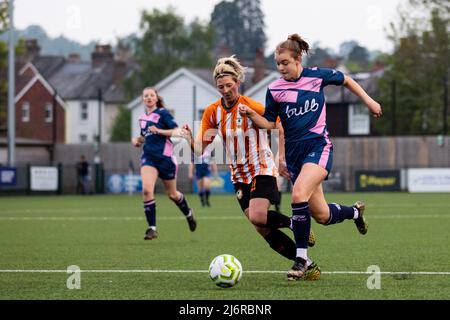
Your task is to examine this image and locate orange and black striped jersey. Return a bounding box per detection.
[198,95,278,184]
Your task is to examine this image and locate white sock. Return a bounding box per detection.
[306,257,312,267]
[186,210,193,218]
[353,207,359,219]
[149,226,156,231]
[289,218,293,230]
[296,248,308,261]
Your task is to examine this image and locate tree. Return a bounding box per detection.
[185,18,215,68]
[339,40,358,59]
[347,45,370,72]
[110,105,131,142]
[0,0,8,33]
[305,45,332,67]
[374,1,449,135]
[124,7,214,98]
[211,0,266,63]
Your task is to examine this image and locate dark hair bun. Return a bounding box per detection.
[288,34,302,42]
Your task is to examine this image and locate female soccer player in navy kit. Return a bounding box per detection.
[240,34,382,280]
[132,87,197,240]
[189,149,218,207]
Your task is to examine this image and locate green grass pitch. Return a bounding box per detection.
[0,192,449,300]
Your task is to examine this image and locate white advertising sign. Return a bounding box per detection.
[30,166,59,191]
[407,168,450,192]
[348,104,370,135]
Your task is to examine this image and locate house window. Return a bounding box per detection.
[79,134,88,143]
[45,103,53,123]
[348,104,370,135]
[22,102,30,122]
[80,102,88,120]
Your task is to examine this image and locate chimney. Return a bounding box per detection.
[215,43,232,60]
[323,57,338,69]
[372,60,385,72]
[113,61,127,86]
[252,48,266,84]
[17,39,41,63]
[68,53,81,63]
[115,43,131,62]
[91,44,114,68]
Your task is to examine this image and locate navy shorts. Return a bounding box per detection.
[195,164,211,179]
[286,137,333,184]
[141,155,178,180]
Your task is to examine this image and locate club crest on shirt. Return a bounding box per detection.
[236,188,243,200]
[236,116,243,128]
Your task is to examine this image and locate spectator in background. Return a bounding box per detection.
[76,155,90,194]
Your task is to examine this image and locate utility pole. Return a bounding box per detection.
[391,79,397,136]
[98,88,102,144]
[50,90,58,163]
[7,0,15,166]
[444,74,448,136]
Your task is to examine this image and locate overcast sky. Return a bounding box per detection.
[14,0,407,54]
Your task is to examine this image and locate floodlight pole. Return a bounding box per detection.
[7,0,15,166]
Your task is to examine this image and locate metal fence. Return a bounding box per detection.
[1,136,449,195]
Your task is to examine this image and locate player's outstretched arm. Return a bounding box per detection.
[180,124,208,157]
[343,75,382,118]
[148,125,183,137]
[238,105,276,129]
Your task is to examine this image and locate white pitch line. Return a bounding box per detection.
[0,215,449,221]
[0,270,449,275]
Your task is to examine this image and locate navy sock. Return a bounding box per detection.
[266,210,291,229]
[326,203,356,225]
[205,190,210,201]
[143,200,156,227]
[291,202,311,250]
[173,192,191,216]
[264,229,296,261]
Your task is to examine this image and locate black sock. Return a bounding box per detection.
[143,200,156,227]
[173,192,191,216]
[274,191,282,212]
[326,203,356,225]
[264,229,296,261]
[266,210,291,229]
[205,190,210,202]
[198,191,204,205]
[291,202,311,250]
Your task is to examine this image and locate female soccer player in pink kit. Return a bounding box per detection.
[240,34,382,280]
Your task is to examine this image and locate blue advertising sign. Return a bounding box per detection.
[192,170,234,193]
[107,174,142,194]
[0,167,17,186]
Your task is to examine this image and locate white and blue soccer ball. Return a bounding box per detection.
[208,254,243,288]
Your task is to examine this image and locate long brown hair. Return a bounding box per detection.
[142,87,165,108]
[276,34,310,60]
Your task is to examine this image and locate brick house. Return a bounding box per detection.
[14,62,66,143]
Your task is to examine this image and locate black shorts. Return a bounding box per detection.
[233,175,280,212]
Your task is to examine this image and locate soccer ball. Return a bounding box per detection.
[208,254,243,288]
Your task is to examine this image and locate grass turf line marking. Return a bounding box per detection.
[0,215,449,221]
[0,269,449,275]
